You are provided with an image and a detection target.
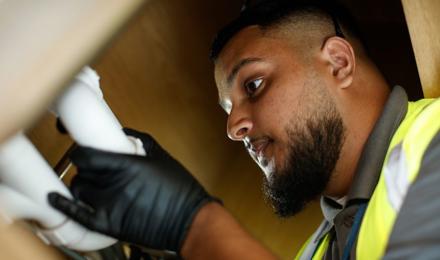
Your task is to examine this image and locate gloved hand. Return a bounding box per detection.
[48,128,218,252]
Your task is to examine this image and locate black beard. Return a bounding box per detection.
[262,112,345,218]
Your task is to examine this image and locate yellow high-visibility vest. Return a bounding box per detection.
[295,97,440,259]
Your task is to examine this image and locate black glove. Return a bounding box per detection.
[48,128,218,252]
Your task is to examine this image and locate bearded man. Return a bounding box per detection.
[50,1,440,259]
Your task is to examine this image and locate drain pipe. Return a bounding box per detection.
[0,67,145,251]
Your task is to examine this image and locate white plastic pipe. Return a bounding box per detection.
[0,184,58,224]
[0,67,145,251]
[0,133,71,227]
[0,133,116,250]
[51,67,145,248]
[51,67,144,155]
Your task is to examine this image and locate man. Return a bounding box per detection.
[49,0,440,259]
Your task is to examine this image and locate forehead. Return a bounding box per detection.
[214,25,298,94]
[215,26,269,84]
[215,25,298,98]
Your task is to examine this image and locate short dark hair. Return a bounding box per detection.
[209,0,362,61]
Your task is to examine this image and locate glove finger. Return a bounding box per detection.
[123,128,164,159]
[71,146,136,174]
[48,192,98,231]
[122,128,148,139]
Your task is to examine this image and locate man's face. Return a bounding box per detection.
[215,26,345,217]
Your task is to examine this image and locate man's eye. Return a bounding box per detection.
[244,78,263,97]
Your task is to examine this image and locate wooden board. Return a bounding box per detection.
[0,0,145,143]
[402,0,440,98]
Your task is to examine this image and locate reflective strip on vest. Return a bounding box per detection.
[357,98,440,260]
[384,143,409,212]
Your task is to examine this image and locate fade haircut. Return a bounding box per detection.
[210,0,365,62]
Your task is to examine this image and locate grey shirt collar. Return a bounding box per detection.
[321,86,408,223]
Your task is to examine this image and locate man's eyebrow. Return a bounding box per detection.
[226,57,263,86]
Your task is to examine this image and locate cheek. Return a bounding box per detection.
[253,94,287,132]
[253,88,295,151]
[259,85,299,131]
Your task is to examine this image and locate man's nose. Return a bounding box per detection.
[227,106,253,141]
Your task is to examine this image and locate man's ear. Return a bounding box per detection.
[321,37,355,88]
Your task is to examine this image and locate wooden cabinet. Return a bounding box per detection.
[402,0,440,98]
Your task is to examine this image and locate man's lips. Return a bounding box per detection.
[248,137,271,158]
